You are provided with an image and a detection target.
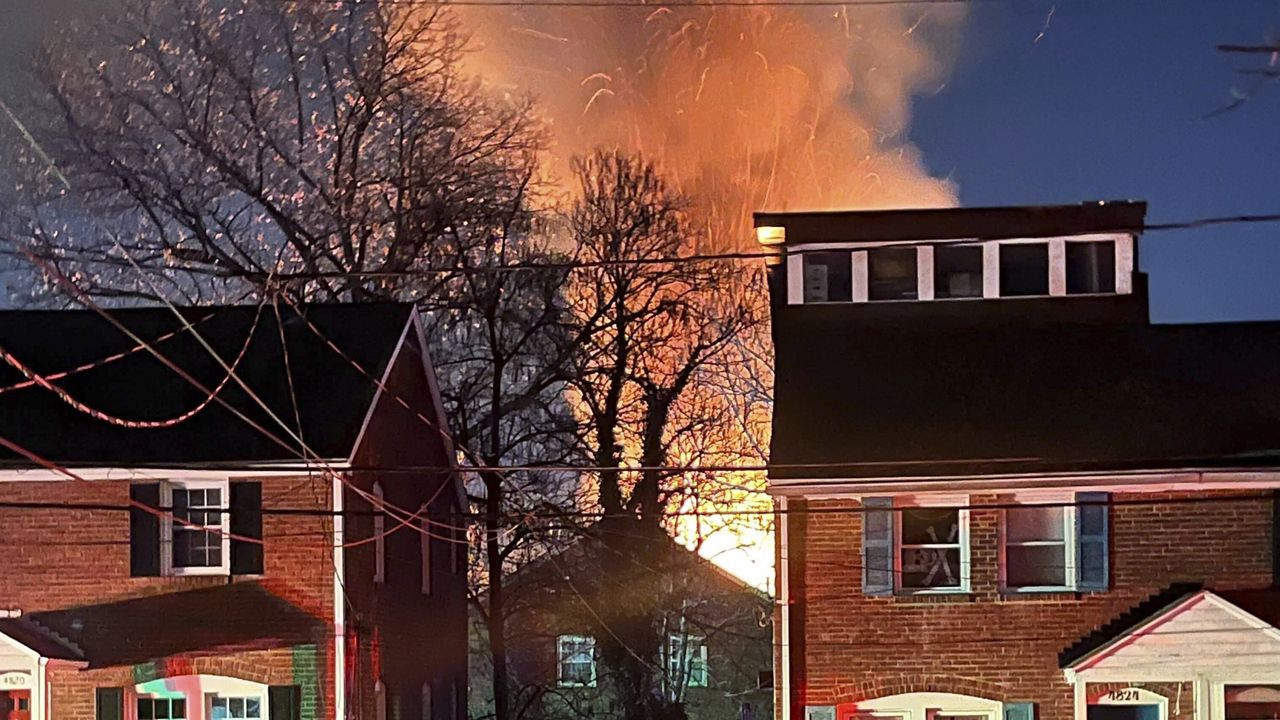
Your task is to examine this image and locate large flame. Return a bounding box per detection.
[451,2,965,588]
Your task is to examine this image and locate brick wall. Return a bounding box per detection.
[785,490,1274,720]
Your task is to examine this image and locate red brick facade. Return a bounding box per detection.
[780,490,1276,720]
[0,327,465,720]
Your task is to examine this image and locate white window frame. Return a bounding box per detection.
[421,682,432,720]
[373,482,386,585]
[856,691,1003,720]
[133,675,269,720]
[207,694,265,720]
[135,695,189,720]
[556,635,597,688]
[161,479,231,577]
[1002,501,1078,593]
[894,501,970,594]
[667,633,709,689]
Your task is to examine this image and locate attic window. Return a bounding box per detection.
[802,252,852,303]
[868,247,918,301]
[999,243,1049,297]
[1066,241,1116,294]
[934,245,984,299]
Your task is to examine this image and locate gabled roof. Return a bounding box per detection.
[0,303,416,466]
[1062,586,1280,674]
[2,582,323,667]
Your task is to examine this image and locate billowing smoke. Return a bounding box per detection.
[458,3,964,247]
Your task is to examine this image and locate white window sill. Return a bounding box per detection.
[557,682,597,689]
[166,565,231,577]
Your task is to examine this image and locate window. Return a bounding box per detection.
[868,247,918,301]
[209,697,262,720]
[1005,505,1072,589]
[557,635,596,687]
[999,243,1049,296]
[138,698,186,720]
[1224,685,1280,720]
[373,483,386,585]
[421,507,432,595]
[898,508,966,591]
[668,634,709,688]
[164,481,230,575]
[1066,241,1116,294]
[802,251,852,302]
[421,682,433,720]
[934,245,984,299]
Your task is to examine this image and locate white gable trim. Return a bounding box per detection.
[0,625,40,662]
[347,312,415,464]
[1065,591,1280,683]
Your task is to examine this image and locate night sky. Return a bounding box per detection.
[913,0,1280,323]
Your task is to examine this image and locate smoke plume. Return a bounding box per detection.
[458,3,964,247]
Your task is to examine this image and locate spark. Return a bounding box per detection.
[582,87,615,115]
[1033,5,1055,44]
[903,11,928,36]
[509,26,569,42]
[580,72,614,86]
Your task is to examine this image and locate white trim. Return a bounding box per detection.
[894,503,971,594]
[916,246,935,301]
[1116,236,1135,294]
[787,254,804,305]
[332,472,347,720]
[555,635,598,688]
[768,469,1280,498]
[409,309,470,514]
[347,316,414,466]
[852,252,869,302]
[1049,238,1067,296]
[982,243,1000,298]
[1091,687,1170,720]
[854,691,1002,720]
[778,496,792,720]
[133,674,270,720]
[0,466,341,483]
[783,232,1129,253]
[1002,501,1077,592]
[161,479,231,577]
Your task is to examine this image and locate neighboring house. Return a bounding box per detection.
[756,202,1280,720]
[469,530,772,720]
[0,303,468,720]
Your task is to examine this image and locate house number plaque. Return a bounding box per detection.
[0,672,31,689]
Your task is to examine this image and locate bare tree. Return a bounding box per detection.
[6,0,541,303]
[560,150,761,720]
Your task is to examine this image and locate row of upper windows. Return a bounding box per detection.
[556,633,709,690]
[859,493,1109,595]
[371,480,465,593]
[795,239,1121,304]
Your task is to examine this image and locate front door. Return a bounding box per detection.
[0,691,30,720]
[1087,705,1161,720]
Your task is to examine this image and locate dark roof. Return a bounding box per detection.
[770,306,1280,479]
[0,303,415,465]
[8,582,323,667]
[1057,583,1201,668]
[754,201,1146,245]
[0,615,85,661]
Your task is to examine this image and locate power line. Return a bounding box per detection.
[290,0,1000,7]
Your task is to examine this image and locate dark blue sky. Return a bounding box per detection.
[912,0,1280,322]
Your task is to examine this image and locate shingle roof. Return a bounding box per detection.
[0,615,86,661]
[8,582,323,667]
[769,304,1280,479]
[0,303,414,466]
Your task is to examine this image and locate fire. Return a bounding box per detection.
[443,1,966,587]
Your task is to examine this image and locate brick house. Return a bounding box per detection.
[755,203,1280,720]
[0,303,468,720]
[469,529,773,720]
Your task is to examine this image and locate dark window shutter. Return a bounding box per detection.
[1076,492,1110,591]
[96,687,124,720]
[1004,702,1035,720]
[230,481,264,575]
[862,497,894,596]
[269,685,301,720]
[129,484,161,577]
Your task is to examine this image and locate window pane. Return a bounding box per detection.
[139,700,155,720]
[1066,241,1116,295]
[900,547,962,588]
[934,245,984,299]
[900,508,959,546]
[999,243,1049,296]
[1007,506,1065,543]
[172,699,186,719]
[802,252,852,303]
[1007,544,1067,587]
[868,247,918,301]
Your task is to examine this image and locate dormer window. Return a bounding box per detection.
[934,245,984,299]
[867,248,918,301]
[1067,240,1116,294]
[999,243,1050,297]
[802,251,852,303]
